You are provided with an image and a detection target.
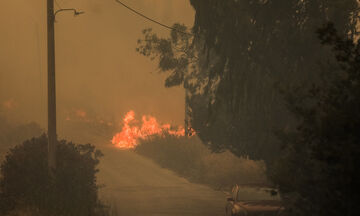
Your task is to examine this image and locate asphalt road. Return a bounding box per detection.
[97,148,226,216]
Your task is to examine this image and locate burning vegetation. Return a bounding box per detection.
[111,110,187,149]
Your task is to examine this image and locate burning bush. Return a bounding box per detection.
[0,135,107,216]
[135,134,267,190]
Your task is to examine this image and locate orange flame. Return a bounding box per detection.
[111,110,186,149]
[75,109,87,118]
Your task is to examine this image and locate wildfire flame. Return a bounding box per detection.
[111,110,186,149]
[75,109,87,118]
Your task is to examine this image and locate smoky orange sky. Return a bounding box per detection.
[0,0,194,131]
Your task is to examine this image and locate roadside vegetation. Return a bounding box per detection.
[269,24,360,216]
[136,1,360,215]
[0,135,106,215]
[0,119,118,216]
[135,134,267,190]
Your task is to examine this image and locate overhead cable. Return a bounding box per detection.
[114,0,193,36]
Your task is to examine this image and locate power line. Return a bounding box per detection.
[114,0,193,36]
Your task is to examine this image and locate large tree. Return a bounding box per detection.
[269,23,360,216]
[137,0,359,163]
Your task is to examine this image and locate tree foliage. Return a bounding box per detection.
[137,0,359,163]
[0,135,104,216]
[269,23,360,216]
[136,24,196,88]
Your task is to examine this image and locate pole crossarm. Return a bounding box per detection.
[54,8,84,19]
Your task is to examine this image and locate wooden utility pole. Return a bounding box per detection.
[46,1,83,172]
[47,0,57,171]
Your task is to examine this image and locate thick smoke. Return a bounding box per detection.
[0,0,194,136]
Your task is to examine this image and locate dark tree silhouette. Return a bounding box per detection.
[137,0,359,164]
[0,135,104,216]
[270,23,360,216]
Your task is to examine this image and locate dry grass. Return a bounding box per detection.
[135,134,268,190]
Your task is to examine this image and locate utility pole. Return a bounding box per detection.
[47,0,57,171]
[47,0,84,172]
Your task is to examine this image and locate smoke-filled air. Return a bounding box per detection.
[1,0,359,216]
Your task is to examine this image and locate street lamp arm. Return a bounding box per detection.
[54,8,84,18]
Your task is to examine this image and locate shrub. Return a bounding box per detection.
[135,134,267,189]
[0,134,104,216]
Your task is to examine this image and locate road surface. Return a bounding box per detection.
[97,147,226,216]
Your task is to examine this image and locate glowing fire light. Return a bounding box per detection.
[75,109,87,118]
[112,110,186,149]
[2,99,16,110]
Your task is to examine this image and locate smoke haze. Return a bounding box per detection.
[0,0,194,134]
